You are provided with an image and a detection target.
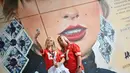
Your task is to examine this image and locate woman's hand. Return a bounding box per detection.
[35,29,40,39]
[76,67,82,73]
[54,63,58,68]
[33,29,42,51]
[54,62,62,68]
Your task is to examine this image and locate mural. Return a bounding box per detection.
[0,33,10,58]
[0,19,33,73]
[39,0,130,73]
[3,47,29,73]
[97,16,115,63]
[4,20,23,39]
[0,0,130,73]
[40,0,117,73]
[17,31,33,56]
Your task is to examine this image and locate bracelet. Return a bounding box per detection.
[77,65,81,68]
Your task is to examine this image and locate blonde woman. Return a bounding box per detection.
[34,30,65,72]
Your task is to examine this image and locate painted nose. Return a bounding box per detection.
[61,8,79,20]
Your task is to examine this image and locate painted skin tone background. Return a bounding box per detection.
[0,0,130,73]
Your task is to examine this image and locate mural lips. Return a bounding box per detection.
[60,24,87,41]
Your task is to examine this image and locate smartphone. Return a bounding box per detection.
[36,28,40,33]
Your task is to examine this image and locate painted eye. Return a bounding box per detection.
[63,15,69,19]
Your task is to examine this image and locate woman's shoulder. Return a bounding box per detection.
[69,43,79,47]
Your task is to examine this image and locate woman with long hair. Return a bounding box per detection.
[57,35,84,73]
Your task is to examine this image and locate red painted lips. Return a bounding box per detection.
[59,25,87,41]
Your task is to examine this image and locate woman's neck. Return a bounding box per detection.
[64,43,69,48]
[47,46,52,51]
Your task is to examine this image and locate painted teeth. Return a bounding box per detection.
[65,29,81,34]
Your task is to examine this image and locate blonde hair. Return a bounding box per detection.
[58,35,70,44]
[45,37,57,51]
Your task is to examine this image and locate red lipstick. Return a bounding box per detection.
[59,25,87,41]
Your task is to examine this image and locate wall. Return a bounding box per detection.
[0,0,130,73]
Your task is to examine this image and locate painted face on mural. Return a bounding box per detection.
[42,1,101,56]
